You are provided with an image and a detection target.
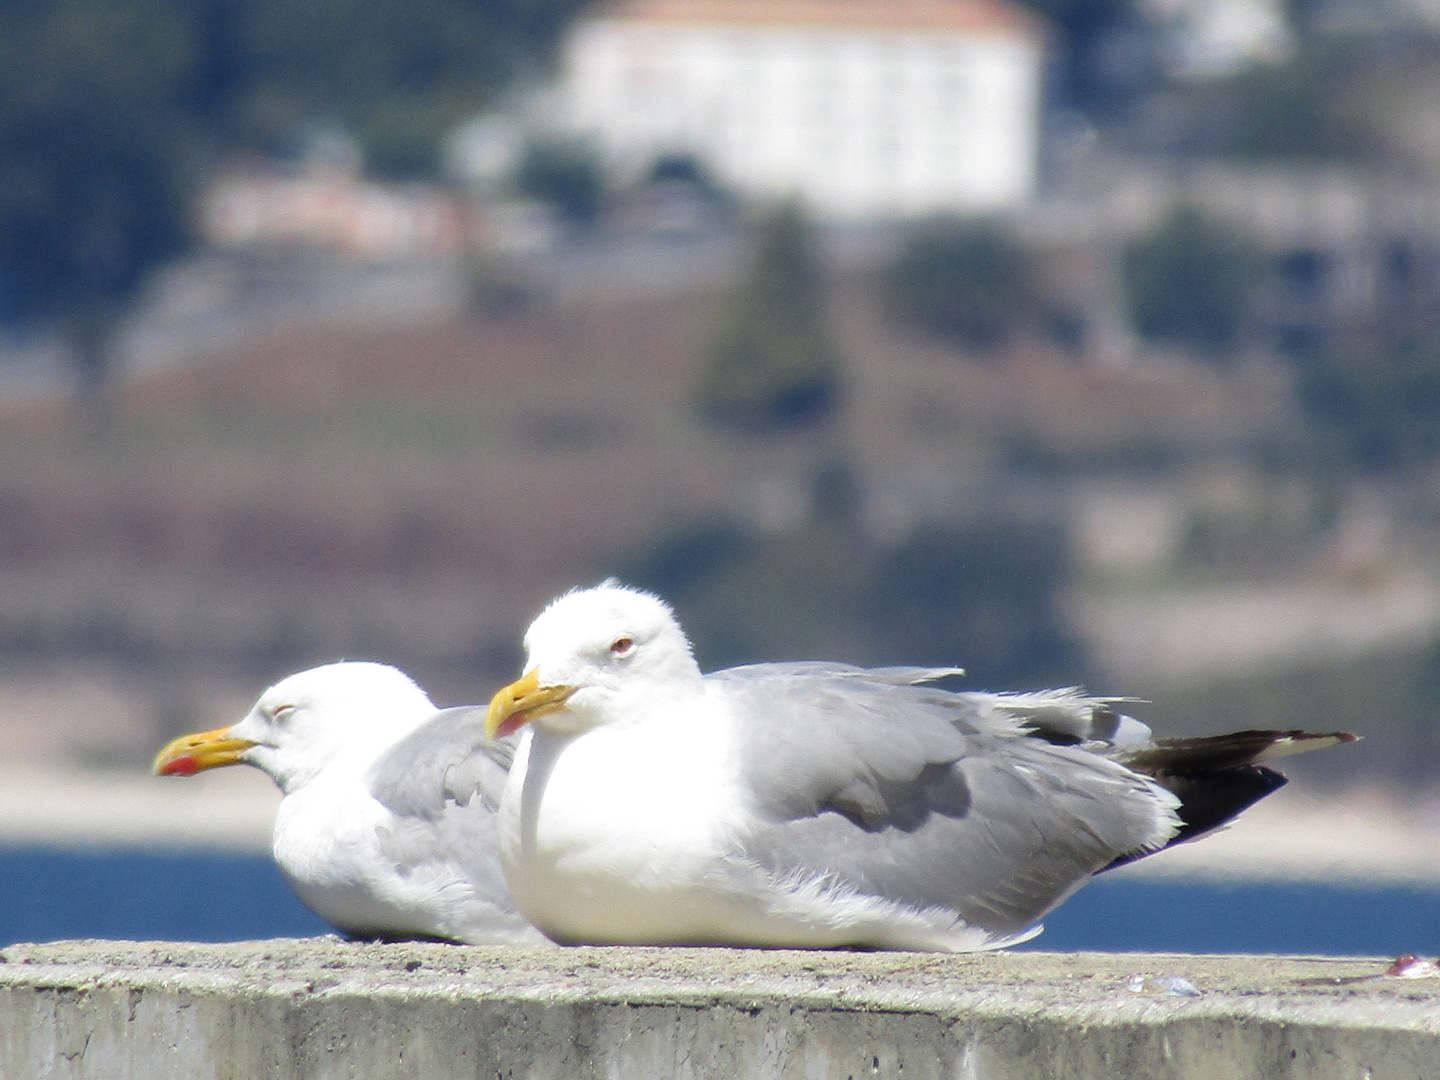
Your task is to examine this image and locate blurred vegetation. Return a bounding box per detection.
[612,463,1082,688]
[1214,40,1375,162]
[1294,336,1440,473]
[0,0,198,393]
[1018,0,1151,112]
[647,152,732,207]
[696,204,842,432]
[1122,206,1263,358]
[513,137,606,225]
[864,520,1079,677]
[0,0,592,394]
[1022,0,1393,165]
[881,218,1041,353]
[1170,22,1400,163]
[189,0,591,177]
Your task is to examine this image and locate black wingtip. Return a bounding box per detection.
[1100,763,1290,873]
[1101,728,1357,873]
[1118,729,1358,774]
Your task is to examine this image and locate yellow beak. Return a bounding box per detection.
[486,668,574,740]
[152,726,258,777]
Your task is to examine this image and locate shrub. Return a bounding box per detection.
[1122,205,1262,357]
[696,203,841,431]
[882,218,1039,352]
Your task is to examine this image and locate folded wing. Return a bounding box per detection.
[364,706,539,944]
[715,665,1182,944]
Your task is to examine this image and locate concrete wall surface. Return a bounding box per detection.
[0,939,1436,1080]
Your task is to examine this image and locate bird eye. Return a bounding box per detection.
[609,636,635,658]
[272,704,295,721]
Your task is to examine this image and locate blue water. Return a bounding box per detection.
[1021,875,1440,956]
[0,845,1435,955]
[0,846,329,946]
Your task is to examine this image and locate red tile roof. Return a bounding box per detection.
[585,0,1044,38]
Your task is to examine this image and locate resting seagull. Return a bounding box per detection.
[485,581,1355,951]
[154,661,544,945]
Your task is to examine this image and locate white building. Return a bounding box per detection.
[560,0,1047,221]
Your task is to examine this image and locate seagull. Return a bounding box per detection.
[485,581,1356,951]
[154,661,545,945]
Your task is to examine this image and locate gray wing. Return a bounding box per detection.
[363,706,540,944]
[714,665,1178,941]
[366,705,514,820]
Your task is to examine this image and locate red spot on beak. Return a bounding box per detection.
[157,755,199,777]
[493,714,527,740]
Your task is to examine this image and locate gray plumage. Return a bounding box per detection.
[496,582,1357,951]
[718,665,1179,942]
[351,706,539,944]
[367,706,515,820]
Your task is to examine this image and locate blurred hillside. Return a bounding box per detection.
[4,0,1440,804]
[1,237,1433,794]
[0,251,1283,660]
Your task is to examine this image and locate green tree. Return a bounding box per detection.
[230,0,576,177]
[881,218,1039,352]
[1015,0,1144,111]
[1210,37,1373,163]
[0,0,198,397]
[1122,206,1262,357]
[697,204,841,432]
[197,0,594,177]
[513,138,605,225]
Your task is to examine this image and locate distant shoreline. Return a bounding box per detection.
[1,766,1436,887]
[0,766,277,852]
[1113,787,1440,887]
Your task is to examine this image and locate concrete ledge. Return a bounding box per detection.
[2,939,1436,1079]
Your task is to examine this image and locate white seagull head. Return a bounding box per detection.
[487,581,702,740]
[153,661,434,794]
